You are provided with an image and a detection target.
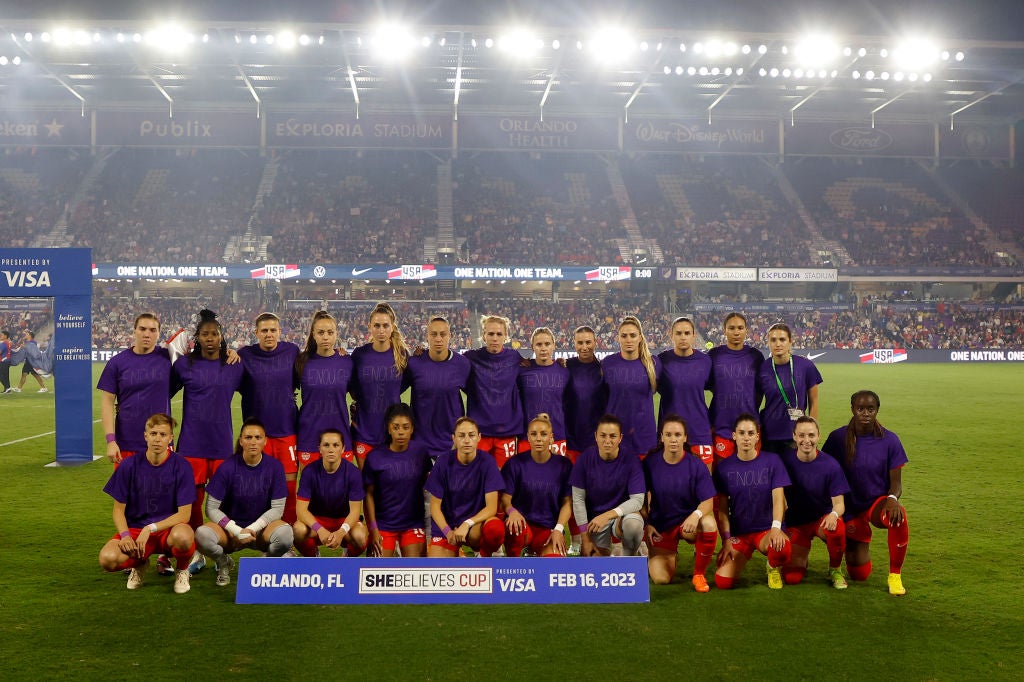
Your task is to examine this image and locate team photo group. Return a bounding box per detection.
[97,302,909,597]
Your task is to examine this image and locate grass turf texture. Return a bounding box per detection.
[1,363,1021,680]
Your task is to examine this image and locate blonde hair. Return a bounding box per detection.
[528,412,553,430]
[479,314,512,343]
[621,315,657,392]
[530,327,554,346]
[370,302,408,375]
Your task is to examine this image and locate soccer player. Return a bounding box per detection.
[464,314,524,468]
[363,403,431,558]
[564,325,606,464]
[293,428,369,557]
[780,416,850,589]
[707,313,764,461]
[16,330,47,392]
[501,413,574,557]
[757,322,823,455]
[643,416,718,592]
[195,419,293,587]
[405,315,470,461]
[713,414,792,590]
[569,414,646,558]
[296,311,354,468]
[821,390,910,596]
[425,417,506,557]
[0,329,13,393]
[170,310,244,536]
[657,316,714,468]
[350,302,409,468]
[602,316,661,458]
[238,312,300,523]
[517,327,570,456]
[98,414,195,594]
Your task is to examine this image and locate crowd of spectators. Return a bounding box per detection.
[0,149,91,248]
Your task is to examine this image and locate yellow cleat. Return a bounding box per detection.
[887,572,907,596]
[766,565,783,590]
[830,568,849,590]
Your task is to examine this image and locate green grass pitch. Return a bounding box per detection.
[0,362,1021,680]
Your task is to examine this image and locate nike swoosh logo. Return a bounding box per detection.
[807,353,826,361]
[351,267,372,276]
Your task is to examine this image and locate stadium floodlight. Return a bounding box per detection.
[793,34,840,67]
[23,32,33,41]
[858,47,867,57]
[145,25,192,52]
[769,67,779,77]
[663,65,671,74]
[954,51,964,61]
[497,28,543,57]
[370,23,417,61]
[484,37,494,48]
[893,38,941,70]
[0,56,7,66]
[249,34,258,44]
[923,72,932,81]
[894,71,904,81]
[551,39,560,50]
[265,34,275,45]
[782,68,791,77]
[758,44,767,54]
[742,44,751,54]
[908,72,918,81]
[587,27,635,64]
[865,70,875,80]
[736,67,743,75]
[299,34,311,46]
[53,28,72,46]
[699,66,709,75]
[640,40,648,52]
[852,70,861,79]
[116,32,125,42]
[276,31,296,49]
[880,71,890,80]
[674,65,683,75]
[759,67,767,77]
[40,31,51,42]
[679,42,686,52]
[687,66,696,75]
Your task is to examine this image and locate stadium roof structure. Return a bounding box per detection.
[1,20,1023,126]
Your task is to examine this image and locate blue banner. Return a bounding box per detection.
[235,557,650,605]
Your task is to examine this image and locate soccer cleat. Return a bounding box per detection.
[187,551,206,575]
[283,548,301,558]
[173,570,191,594]
[155,555,174,575]
[766,564,784,590]
[887,572,907,596]
[566,544,581,557]
[692,574,710,593]
[126,564,146,590]
[10,387,21,392]
[215,555,234,587]
[830,568,849,590]
[636,542,649,557]
[38,387,48,393]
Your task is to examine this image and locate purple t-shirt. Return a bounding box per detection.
[297,352,354,453]
[465,347,524,437]
[656,349,713,446]
[821,427,909,517]
[405,350,470,459]
[424,451,504,536]
[568,446,646,520]
[713,451,791,535]
[103,451,195,528]
[97,347,172,453]
[601,353,661,456]
[708,345,764,439]
[502,452,573,528]
[564,357,606,453]
[757,355,824,441]
[362,440,432,531]
[350,344,408,447]
[518,361,569,440]
[206,454,288,527]
[643,451,717,532]
[296,458,365,519]
[781,450,850,526]
[238,342,299,438]
[171,356,243,459]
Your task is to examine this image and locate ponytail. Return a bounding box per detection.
[622,315,657,392]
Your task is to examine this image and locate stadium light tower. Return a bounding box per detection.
[588,27,635,64]
[793,34,840,67]
[893,37,940,70]
[371,23,417,61]
[497,28,543,58]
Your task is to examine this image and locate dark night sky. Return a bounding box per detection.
[4,1,1024,41]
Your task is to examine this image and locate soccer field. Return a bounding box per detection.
[0,363,1022,680]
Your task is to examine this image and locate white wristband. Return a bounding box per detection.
[225,520,244,538]
[340,522,351,534]
[553,524,565,534]
[693,509,704,519]
[464,519,475,527]
[828,510,839,518]
[771,520,782,530]
[887,494,899,501]
[148,523,159,533]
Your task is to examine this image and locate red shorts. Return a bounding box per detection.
[647,525,698,552]
[379,527,427,552]
[517,440,567,457]
[297,450,355,466]
[713,436,736,460]
[265,435,298,475]
[112,450,138,471]
[186,457,223,486]
[110,527,175,559]
[354,442,375,463]
[846,496,889,543]
[565,449,581,465]
[690,444,715,466]
[479,436,518,468]
[786,520,825,549]
[728,530,772,559]
[430,535,460,553]
[509,522,554,554]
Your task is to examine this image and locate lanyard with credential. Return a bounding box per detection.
[771,356,798,409]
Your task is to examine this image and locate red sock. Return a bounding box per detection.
[345,539,364,557]
[694,531,717,575]
[824,519,847,569]
[767,540,792,568]
[283,479,297,525]
[297,536,318,557]
[781,567,806,585]
[885,514,909,574]
[190,486,205,529]
[172,540,196,571]
[714,573,736,590]
[504,525,532,557]
[848,560,872,581]
[478,518,505,557]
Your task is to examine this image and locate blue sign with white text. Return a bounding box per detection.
[235,557,650,605]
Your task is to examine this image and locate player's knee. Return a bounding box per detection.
[847,561,872,581]
[714,573,736,590]
[781,567,805,585]
[267,524,294,556]
[167,524,194,549]
[195,525,220,553]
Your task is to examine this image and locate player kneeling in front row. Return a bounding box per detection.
[713,414,792,590]
[501,414,574,557]
[780,416,850,589]
[293,428,369,557]
[98,414,196,594]
[426,417,506,557]
[570,415,647,558]
[643,416,718,592]
[195,419,294,587]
